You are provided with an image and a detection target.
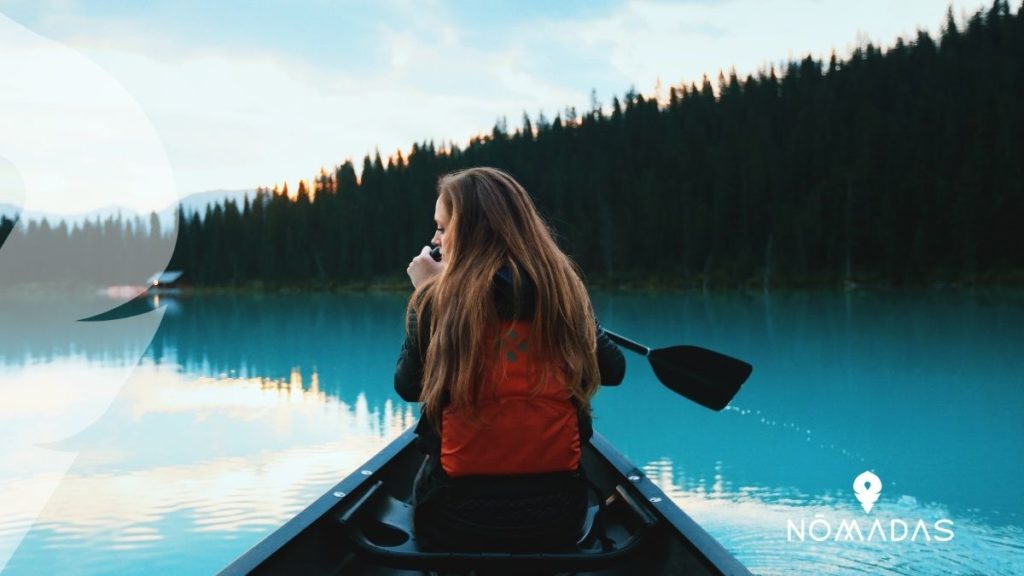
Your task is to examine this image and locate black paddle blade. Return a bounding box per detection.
[648,345,752,411]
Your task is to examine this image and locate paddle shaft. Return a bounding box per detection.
[603,330,650,357]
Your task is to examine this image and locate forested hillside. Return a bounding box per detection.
[3,3,1021,288]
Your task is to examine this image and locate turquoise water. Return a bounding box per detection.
[1,290,1022,575]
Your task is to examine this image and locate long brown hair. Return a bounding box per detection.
[408,167,601,427]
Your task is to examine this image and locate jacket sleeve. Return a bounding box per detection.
[595,323,626,386]
[394,308,426,402]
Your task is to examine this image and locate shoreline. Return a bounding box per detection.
[4,271,1024,298]
[169,274,1024,295]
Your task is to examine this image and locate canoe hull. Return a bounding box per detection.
[220,428,750,575]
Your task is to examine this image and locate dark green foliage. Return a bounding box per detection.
[2,3,1020,288]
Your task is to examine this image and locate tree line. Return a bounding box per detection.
[3,2,1021,288]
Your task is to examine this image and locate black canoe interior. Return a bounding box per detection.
[220,430,749,576]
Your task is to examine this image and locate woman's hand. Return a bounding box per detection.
[407,245,444,288]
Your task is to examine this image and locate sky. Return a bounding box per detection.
[0,0,995,214]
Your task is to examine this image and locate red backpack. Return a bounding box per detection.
[439,320,581,477]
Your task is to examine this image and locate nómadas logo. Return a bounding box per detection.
[787,471,955,543]
[852,471,882,512]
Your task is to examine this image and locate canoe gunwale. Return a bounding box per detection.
[588,433,752,575]
[218,430,416,576]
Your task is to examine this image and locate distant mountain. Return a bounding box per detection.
[0,202,20,220]
[173,189,256,219]
[0,189,257,231]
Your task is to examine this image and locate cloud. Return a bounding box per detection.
[0,12,177,214]
[531,0,993,97]
[1,1,594,199]
[80,44,582,191]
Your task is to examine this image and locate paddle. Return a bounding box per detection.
[602,330,751,411]
[426,246,752,410]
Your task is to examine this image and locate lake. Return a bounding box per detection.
[1,289,1022,575]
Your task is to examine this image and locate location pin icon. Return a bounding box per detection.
[853,471,882,513]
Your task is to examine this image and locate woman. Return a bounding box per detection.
[395,167,625,552]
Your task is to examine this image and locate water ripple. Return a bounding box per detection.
[645,458,1024,576]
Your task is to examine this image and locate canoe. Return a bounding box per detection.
[219,428,751,575]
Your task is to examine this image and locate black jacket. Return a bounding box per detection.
[394,267,626,457]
